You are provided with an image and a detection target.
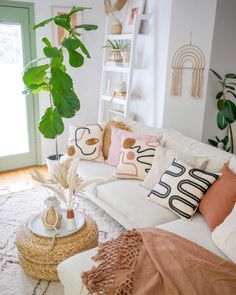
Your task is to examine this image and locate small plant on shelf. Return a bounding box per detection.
[104,40,129,64]
[208,69,236,153]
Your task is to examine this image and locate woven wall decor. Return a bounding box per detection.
[104,0,128,14]
[170,39,205,98]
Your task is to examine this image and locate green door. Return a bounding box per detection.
[0,1,40,171]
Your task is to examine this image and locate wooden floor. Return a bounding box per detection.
[0,165,48,187]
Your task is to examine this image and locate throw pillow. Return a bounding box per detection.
[229,157,236,173]
[114,137,160,180]
[199,164,236,230]
[142,145,208,190]
[212,203,236,263]
[102,120,131,160]
[162,132,230,172]
[106,125,161,167]
[148,159,219,220]
[67,123,105,162]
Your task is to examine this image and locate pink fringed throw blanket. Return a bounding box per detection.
[82,228,236,294]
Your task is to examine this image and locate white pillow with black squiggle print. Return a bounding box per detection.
[148,159,220,220]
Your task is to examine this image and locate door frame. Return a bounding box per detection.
[0,0,41,169]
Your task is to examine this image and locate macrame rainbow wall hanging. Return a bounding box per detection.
[170,40,205,98]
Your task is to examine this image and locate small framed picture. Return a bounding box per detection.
[51,6,83,46]
[122,0,146,34]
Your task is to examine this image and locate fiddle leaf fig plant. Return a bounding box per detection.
[22,6,97,157]
[208,69,236,153]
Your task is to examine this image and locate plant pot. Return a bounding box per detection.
[108,49,123,64]
[46,154,64,177]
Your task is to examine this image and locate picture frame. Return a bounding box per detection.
[122,0,146,34]
[51,6,83,46]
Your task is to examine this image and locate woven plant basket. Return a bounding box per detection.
[16,215,99,281]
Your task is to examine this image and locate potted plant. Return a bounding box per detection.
[22,6,98,172]
[103,39,129,64]
[208,69,236,153]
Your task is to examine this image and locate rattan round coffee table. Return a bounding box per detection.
[16,214,98,281]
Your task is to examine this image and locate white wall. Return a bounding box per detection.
[12,0,105,162]
[202,0,236,153]
[162,0,217,141]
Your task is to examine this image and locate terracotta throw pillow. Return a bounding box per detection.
[199,164,236,230]
[114,137,160,180]
[67,123,105,162]
[102,120,131,160]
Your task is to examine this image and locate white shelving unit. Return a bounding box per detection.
[98,14,148,122]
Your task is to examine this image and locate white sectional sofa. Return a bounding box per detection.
[57,119,236,295]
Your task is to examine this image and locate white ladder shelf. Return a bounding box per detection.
[98,14,148,122]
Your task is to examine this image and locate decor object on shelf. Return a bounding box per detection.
[122,0,146,33]
[208,69,236,153]
[122,50,130,66]
[104,0,128,34]
[104,39,129,64]
[114,81,127,97]
[170,37,205,98]
[41,196,62,230]
[22,6,98,162]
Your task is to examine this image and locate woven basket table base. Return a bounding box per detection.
[16,215,98,281]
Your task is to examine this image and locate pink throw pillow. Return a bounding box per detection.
[106,126,160,166]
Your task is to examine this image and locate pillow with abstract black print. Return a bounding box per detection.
[148,159,220,220]
[114,136,160,180]
[67,124,105,162]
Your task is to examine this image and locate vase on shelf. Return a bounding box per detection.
[66,208,77,231]
[111,19,122,34]
[41,196,62,230]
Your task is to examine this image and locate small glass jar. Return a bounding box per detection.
[41,196,62,230]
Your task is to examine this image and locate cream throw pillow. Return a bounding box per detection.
[143,145,208,190]
[67,123,105,162]
[148,159,219,220]
[114,137,160,180]
[212,203,236,263]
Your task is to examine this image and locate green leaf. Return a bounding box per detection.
[74,24,98,31]
[222,100,236,123]
[217,110,228,130]
[33,18,54,30]
[222,135,229,146]
[52,89,80,118]
[216,91,223,100]
[228,82,236,86]
[54,15,70,31]
[76,38,91,58]
[226,147,231,152]
[69,7,91,16]
[68,49,84,67]
[217,99,224,110]
[43,47,60,58]
[62,38,81,50]
[225,73,236,79]
[208,139,218,147]
[225,85,235,91]
[51,49,64,66]
[42,37,52,47]
[215,136,220,142]
[51,66,73,93]
[23,64,49,86]
[227,90,236,99]
[39,107,64,139]
[210,69,223,81]
[23,83,49,95]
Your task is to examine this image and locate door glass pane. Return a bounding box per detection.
[0,23,29,157]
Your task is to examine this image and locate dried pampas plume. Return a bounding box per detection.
[104,0,127,14]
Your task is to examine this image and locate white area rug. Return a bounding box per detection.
[0,188,125,295]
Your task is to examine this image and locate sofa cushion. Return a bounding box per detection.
[143,145,208,190]
[158,213,227,260]
[67,124,105,162]
[57,247,97,295]
[163,130,231,172]
[77,160,115,179]
[106,126,159,167]
[114,137,159,180]
[212,203,236,263]
[199,164,236,230]
[96,180,178,228]
[148,159,219,220]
